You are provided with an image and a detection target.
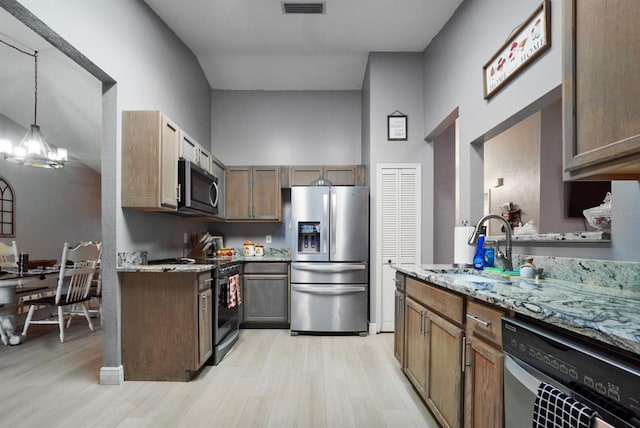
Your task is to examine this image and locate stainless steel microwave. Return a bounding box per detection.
[178,159,219,216]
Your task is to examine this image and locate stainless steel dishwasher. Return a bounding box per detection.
[502,317,640,427]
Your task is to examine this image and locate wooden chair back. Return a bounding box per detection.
[55,242,100,305]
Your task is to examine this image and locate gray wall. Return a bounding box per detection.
[363,52,428,327]
[0,114,101,258]
[18,0,214,381]
[419,0,639,261]
[210,90,361,165]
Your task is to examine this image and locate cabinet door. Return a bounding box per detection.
[289,166,323,186]
[242,274,289,325]
[198,148,212,173]
[404,297,428,398]
[464,336,504,428]
[179,130,198,164]
[252,166,281,220]
[425,310,464,428]
[563,0,640,180]
[160,116,180,208]
[225,167,251,219]
[394,289,405,366]
[324,166,356,186]
[198,288,213,365]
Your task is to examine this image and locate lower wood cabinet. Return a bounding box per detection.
[426,310,464,428]
[404,281,465,428]
[405,297,428,397]
[464,335,504,428]
[241,262,289,328]
[394,287,406,365]
[464,300,506,428]
[399,277,506,428]
[119,269,214,381]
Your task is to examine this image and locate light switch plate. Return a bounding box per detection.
[266,235,272,244]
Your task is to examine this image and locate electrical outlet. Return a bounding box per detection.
[183,232,189,244]
[266,235,272,244]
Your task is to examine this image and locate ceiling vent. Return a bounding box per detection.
[282,2,326,14]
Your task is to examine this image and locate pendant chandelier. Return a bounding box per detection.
[0,39,68,169]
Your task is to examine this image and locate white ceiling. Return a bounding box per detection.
[1,1,462,173]
[143,0,464,90]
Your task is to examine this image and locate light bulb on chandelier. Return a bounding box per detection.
[0,39,68,169]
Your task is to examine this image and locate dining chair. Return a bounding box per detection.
[66,242,102,327]
[21,242,100,343]
[0,240,18,270]
[1,240,20,345]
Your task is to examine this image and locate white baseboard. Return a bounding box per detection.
[368,322,377,335]
[100,365,124,385]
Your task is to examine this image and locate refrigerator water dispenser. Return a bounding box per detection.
[298,222,321,253]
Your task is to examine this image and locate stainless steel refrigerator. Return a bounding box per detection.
[290,186,369,335]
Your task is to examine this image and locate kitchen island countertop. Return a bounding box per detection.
[394,264,640,358]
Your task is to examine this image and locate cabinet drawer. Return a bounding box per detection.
[465,300,505,346]
[406,277,463,325]
[198,270,214,291]
[244,262,288,274]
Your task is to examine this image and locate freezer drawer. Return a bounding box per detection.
[291,262,368,284]
[290,283,367,333]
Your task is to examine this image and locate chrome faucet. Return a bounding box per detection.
[468,214,513,272]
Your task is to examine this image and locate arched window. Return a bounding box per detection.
[0,176,15,237]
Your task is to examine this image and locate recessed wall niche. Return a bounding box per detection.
[483,98,608,236]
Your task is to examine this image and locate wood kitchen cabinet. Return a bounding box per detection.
[179,129,212,173]
[394,271,406,365]
[225,166,281,221]
[288,165,364,186]
[119,269,214,381]
[241,262,289,328]
[122,111,180,211]
[404,296,428,398]
[404,277,465,428]
[563,0,640,180]
[464,300,506,428]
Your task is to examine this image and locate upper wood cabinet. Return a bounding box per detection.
[225,166,281,221]
[122,111,180,211]
[179,130,212,173]
[563,0,640,180]
[288,165,364,186]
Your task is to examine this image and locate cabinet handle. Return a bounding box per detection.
[462,336,472,372]
[177,184,181,202]
[419,311,424,335]
[466,314,491,327]
[399,296,403,315]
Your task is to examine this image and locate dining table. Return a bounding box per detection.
[0,267,60,345]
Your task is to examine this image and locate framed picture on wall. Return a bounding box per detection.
[387,112,408,141]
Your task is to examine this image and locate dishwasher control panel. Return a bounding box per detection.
[502,318,640,419]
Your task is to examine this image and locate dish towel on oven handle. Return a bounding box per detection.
[532,382,599,428]
[227,274,241,309]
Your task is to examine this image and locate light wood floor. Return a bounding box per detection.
[0,323,438,428]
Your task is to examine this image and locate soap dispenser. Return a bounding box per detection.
[473,227,486,270]
[519,257,536,279]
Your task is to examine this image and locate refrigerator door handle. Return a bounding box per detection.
[292,284,367,294]
[292,263,367,273]
[331,192,337,255]
[322,193,329,254]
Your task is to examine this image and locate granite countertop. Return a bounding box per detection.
[117,264,217,273]
[394,263,640,357]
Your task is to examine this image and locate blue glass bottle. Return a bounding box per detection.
[473,234,486,270]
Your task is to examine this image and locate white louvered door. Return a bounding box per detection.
[377,164,421,332]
